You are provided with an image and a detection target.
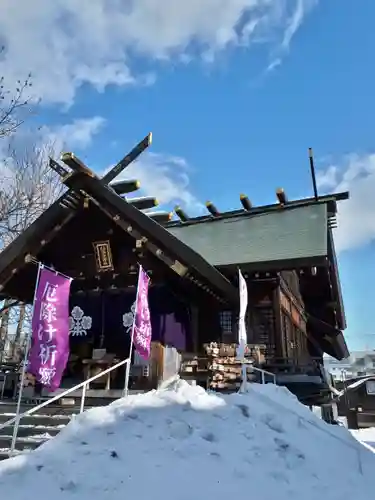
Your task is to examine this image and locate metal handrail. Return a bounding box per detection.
[249,366,276,384]
[0,356,131,453]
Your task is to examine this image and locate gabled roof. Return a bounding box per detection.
[166,192,347,335]
[0,171,238,305]
[167,191,347,228]
[65,171,239,302]
[167,203,328,269]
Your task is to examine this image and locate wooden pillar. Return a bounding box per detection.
[272,285,283,358]
[346,410,359,430]
[191,305,199,353]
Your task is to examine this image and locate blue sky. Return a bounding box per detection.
[1,0,374,350]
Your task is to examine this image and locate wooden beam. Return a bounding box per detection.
[110,179,140,195]
[174,206,189,222]
[240,194,252,211]
[148,211,173,224]
[128,196,158,210]
[49,158,69,178]
[276,188,288,205]
[102,132,152,185]
[60,153,96,177]
[206,201,219,217]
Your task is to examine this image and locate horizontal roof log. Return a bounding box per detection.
[148,211,173,224]
[240,194,252,211]
[206,201,219,217]
[110,179,140,195]
[174,206,189,222]
[128,196,158,210]
[276,188,287,205]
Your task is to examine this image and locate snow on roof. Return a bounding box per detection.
[1,379,375,500]
[336,376,375,398]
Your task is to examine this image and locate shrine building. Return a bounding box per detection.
[0,134,349,406]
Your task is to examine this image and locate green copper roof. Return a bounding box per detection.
[167,203,328,267]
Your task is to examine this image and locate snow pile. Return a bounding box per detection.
[1,379,375,500]
[351,428,375,451]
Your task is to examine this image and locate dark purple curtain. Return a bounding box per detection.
[69,294,102,346]
[69,285,191,357]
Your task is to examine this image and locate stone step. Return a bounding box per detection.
[0,391,137,461]
[0,395,122,413]
[0,413,72,425]
[0,424,63,438]
[0,412,74,427]
[0,408,73,423]
[0,448,31,461]
[0,402,80,416]
[0,434,51,452]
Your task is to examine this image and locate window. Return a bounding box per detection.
[220,311,233,334]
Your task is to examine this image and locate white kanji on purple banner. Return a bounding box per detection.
[132,266,152,360]
[28,267,72,391]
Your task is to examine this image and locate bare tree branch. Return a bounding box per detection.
[0,140,65,248]
[0,75,34,139]
[0,300,20,316]
[0,47,36,139]
[0,61,65,360]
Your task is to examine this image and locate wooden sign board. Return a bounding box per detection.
[93,240,114,272]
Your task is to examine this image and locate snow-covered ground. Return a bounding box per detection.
[351,428,375,452]
[0,379,375,500]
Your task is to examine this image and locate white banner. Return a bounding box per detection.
[237,269,248,360]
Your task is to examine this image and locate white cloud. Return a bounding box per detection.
[40,116,107,153]
[0,116,106,180]
[0,0,316,106]
[0,115,105,168]
[1,118,201,218]
[317,153,375,253]
[106,152,203,213]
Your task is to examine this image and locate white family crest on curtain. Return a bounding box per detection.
[69,306,93,337]
[122,301,136,332]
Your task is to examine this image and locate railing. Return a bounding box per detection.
[0,372,7,400]
[251,366,276,384]
[263,358,323,377]
[0,357,131,454]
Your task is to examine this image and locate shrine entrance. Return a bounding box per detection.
[0,132,240,401]
[58,283,192,396]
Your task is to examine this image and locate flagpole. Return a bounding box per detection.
[25,255,72,281]
[123,264,142,397]
[10,263,43,454]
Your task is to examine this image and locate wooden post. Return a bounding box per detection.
[347,410,359,430]
[272,284,283,358]
[191,306,199,353]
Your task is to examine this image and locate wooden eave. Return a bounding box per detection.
[0,171,239,306]
[63,171,239,306]
[307,314,349,360]
[166,191,349,229]
[327,229,346,330]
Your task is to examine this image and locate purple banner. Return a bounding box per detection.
[28,266,72,391]
[133,266,152,360]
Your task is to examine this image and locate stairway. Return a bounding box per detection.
[0,390,147,460]
[0,395,120,461]
[0,401,79,460]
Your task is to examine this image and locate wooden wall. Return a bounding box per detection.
[185,271,316,370]
[278,278,309,364]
